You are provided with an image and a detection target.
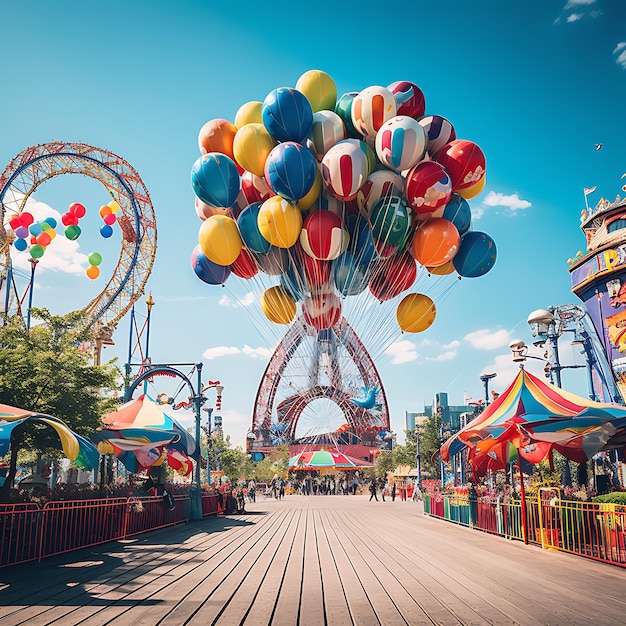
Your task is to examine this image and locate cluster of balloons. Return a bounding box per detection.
[86,252,102,280]
[99,201,120,238]
[191,70,496,333]
[8,200,114,279]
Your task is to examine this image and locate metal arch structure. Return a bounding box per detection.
[0,142,157,331]
[250,317,390,447]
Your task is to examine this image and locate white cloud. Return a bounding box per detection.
[203,346,242,359]
[426,350,457,362]
[614,42,626,69]
[482,191,532,212]
[566,12,583,22]
[464,329,512,350]
[565,0,596,8]
[443,340,460,350]
[242,345,274,359]
[218,292,256,308]
[384,340,419,364]
[202,344,274,360]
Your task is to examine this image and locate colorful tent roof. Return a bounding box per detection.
[92,394,196,474]
[288,449,373,470]
[0,405,100,470]
[441,368,626,477]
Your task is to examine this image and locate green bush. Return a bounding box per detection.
[592,492,626,505]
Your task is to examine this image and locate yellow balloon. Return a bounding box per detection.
[426,260,456,275]
[296,70,337,112]
[396,293,437,333]
[298,167,322,212]
[234,101,263,128]
[261,285,296,325]
[458,175,486,200]
[257,196,303,248]
[108,200,122,213]
[233,123,276,176]
[198,215,242,266]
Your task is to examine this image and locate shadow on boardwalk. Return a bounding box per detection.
[1,496,625,625]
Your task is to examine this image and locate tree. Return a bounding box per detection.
[0,309,120,500]
[419,412,442,481]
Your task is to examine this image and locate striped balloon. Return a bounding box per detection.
[307,110,347,161]
[321,140,369,200]
[351,86,397,138]
[418,115,456,159]
[357,169,405,212]
[375,116,427,172]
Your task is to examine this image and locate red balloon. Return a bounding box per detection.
[412,218,460,268]
[103,213,117,226]
[231,247,258,279]
[435,140,486,191]
[20,212,34,226]
[387,81,426,119]
[369,251,417,302]
[300,210,345,261]
[8,215,23,230]
[36,232,51,247]
[69,202,87,218]
[303,291,342,331]
[301,251,331,288]
[241,171,274,205]
[62,212,78,226]
[405,161,453,218]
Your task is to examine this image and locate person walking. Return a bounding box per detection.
[391,481,396,502]
[248,478,256,503]
[369,478,378,501]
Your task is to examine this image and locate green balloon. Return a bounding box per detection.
[88,252,102,266]
[30,244,45,259]
[65,225,81,241]
[370,195,411,247]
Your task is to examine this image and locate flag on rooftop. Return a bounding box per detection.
[583,186,597,196]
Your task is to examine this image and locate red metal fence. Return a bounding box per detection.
[424,490,626,568]
[0,494,223,568]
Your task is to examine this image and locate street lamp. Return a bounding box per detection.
[479,373,497,405]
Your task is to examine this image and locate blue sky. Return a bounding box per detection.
[2,0,626,447]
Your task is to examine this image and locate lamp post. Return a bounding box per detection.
[479,373,497,405]
[125,363,206,521]
[415,426,422,489]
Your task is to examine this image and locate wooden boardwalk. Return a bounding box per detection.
[1,494,626,625]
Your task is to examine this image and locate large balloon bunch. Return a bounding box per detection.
[191,70,496,334]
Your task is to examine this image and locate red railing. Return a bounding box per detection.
[0,494,223,568]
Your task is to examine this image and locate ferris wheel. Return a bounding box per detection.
[0,142,157,336]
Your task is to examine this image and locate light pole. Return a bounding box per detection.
[479,373,497,405]
[125,363,206,521]
[415,426,422,489]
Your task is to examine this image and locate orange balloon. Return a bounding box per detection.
[426,260,456,275]
[86,265,100,280]
[412,218,460,268]
[198,118,238,158]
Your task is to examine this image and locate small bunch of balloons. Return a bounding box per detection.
[61,202,87,241]
[99,201,120,238]
[190,70,497,334]
[10,213,59,259]
[86,251,102,280]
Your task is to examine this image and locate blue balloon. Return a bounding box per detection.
[452,231,497,278]
[333,250,371,296]
[442,193,472,236]
[265,142,317,202]
[191,245,231,285]
[29,222,42,237]
[100,224,114,238]
[191,153,241,208]
[262,87,313,143]
[237,202,271,254]
[345,213,376,265]
[43,217,57,229]
[281,265,305,302]
[13,238,27,251]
